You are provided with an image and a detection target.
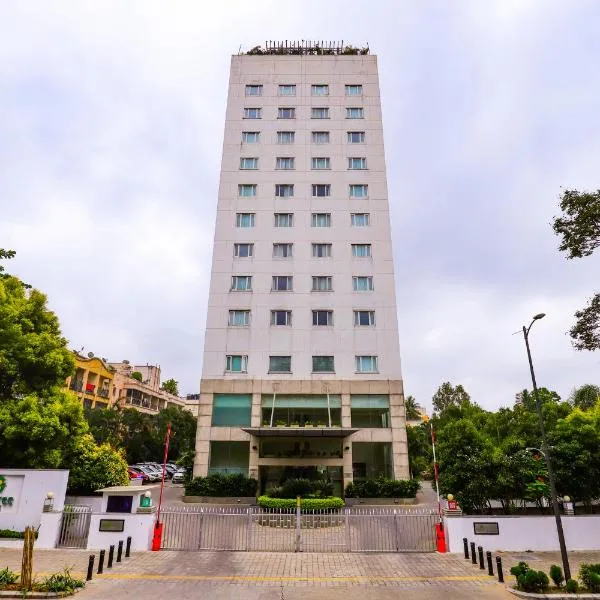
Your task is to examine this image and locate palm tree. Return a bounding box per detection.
[404,395,422,420]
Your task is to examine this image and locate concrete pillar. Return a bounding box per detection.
[251,392,262,427]
[248,435,259,480]
[341,393,351,428]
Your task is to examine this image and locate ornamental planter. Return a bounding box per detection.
[182,496,257,505]
[345,497,418,506]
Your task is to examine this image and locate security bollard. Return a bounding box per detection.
[125,536,132,558]
[470,542,477,565]
[486,551,494,576]
[463,538,469,559]
[117,540,123,563]
[496,556,504,583]
[86,555,95,581]
[478,546,485,570]
[107,545,115,568]
[97,549,105,574]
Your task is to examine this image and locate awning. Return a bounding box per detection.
[241,427,359,438]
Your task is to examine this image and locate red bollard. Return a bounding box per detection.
[435,522,447,553]
[151,522,163,551]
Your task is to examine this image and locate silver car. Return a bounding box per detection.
[171,469,186,484]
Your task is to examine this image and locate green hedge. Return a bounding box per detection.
[184,473,258,497]
[0,529,37,540]
[344,478,420,498]
[258,496,345,510]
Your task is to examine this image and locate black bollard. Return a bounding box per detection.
[97,549,105,574]
[463,537,469,559]
[470,542,477,564]
[117,540,123,563]
[107,545,115,568]
[486,551,494,576]
[496,556,504,583]
[125,536,132,558]
[86,555,95,581]
[478,546,485,570]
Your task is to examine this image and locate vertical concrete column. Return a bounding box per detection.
[251,392,262,427]
[248,435,259,481]
[193,391,213,477]
[390,392,410,479]
[343,440,354,489]
[341,393,351,428]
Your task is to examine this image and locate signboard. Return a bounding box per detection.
[99,519,125,532]
[447,500,458,511]
[473,522,500,535]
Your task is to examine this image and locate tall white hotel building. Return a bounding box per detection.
[194,43,409,495]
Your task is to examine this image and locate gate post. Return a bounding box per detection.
[295,496,301,553]
[393,510,399,552]
[344,508,351,552]
[245,507,252,552]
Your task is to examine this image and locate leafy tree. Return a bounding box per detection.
[570,384,600,409]
[552,188,600,350]
[161,378,179,396]
[431,382,471,414]
[404,395,421,420]
[0,248,30,288]
[0,275,74,399]
[131,371,143,382]
[406,422,432,477]
[516,388,561,412]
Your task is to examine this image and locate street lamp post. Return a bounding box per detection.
[522,313,571,581]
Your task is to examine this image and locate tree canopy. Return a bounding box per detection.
[161,378,179,396]
[552,189,600,350]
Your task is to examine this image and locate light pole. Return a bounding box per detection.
[522,313,571,581]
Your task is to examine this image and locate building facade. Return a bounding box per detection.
[66,353,116,409]
[195,44,409,495]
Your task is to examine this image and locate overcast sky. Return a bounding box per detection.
[1,1,599,411]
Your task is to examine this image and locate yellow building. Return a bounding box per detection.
[65,353,116,409]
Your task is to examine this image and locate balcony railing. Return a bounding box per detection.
[69,379,83,392]
[97,388,110,399]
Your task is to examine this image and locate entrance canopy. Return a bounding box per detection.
[242,427,358,438]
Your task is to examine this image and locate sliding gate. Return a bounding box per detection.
[160,506,437,553]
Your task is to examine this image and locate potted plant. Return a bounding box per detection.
[291,421,300,428]
[276,420,286,427]
[263,419,271,427]
[317,421,326,428]
[304,420,314,428]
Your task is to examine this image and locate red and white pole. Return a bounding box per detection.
[430,421,447,552]
[151,421,171,551]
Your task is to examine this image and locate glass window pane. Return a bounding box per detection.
[279,84,296,96]
[209,441,250,474]
[269,356,291,372]
[212,394,252,426]
[312,213,331,227]
[312,356,334,372]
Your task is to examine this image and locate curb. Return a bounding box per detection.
[508,587,600,599]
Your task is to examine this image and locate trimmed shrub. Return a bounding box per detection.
[344,477,420,498]
[268,478,334,499]
[258,496,344,510]
[517,570,549,593]
[565,578,579,593]
[580,564,600,593]
[510,561,530,584]
[549,564,564,588]
[185,473,258,497]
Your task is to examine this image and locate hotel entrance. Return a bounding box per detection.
[259,465,343,497]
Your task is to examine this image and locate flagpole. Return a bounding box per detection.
[152,421,171,550]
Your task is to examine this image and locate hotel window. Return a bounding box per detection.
[312,131,330,144]
[352,276,373,291]
[235,213,255,228]
[243,107,261,119]
[351,213,370,227]
[228,310,250,327]
[311,107,330,119]
[278,107,295,119]
[242,131,260,143]
[269,356,291,373]
[312,310,333,326]
[231,276,252,291]
[276,157,295,170]
[277,131,295,144]
[234,243,254,258]
[212,394,252,426]
[352,244,371,257]
[312,276,333,292]
[348,157,367,170]
[271,310,292,326]
[275,184,294,197]
[351,395,390,428]
[312,184,331,197]
[274,213,293,227]
[245,84,263,96]
[273,243,293,258]
[346,107,364,119]
[354,310,376,326]
[312,356,335,373]
[238,184,257,197]
[279,84,296,96]
[312,213,331,227]
[348,131,366,143]
[311,84,329,96]
[312,243,332,258]
[356,355,378,373]
[240,157,258,170]
[345,84,363,96]
[349,184,368,198]
[311,157,330,170]
[272,276,293,291]
[225,355,248,373]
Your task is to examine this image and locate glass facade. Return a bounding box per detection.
[261,394,341,427]
[211,394,252,426]
[208,441,250,475]
[351,395,390,427]
[259,437,342,459]
[260,465,343,497]
[352,442,393,480]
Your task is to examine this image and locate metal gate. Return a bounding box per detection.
[160,506,437,553]
[57,505,92,549]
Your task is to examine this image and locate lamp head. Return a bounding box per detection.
[533,313,546,321]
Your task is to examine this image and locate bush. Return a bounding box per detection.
[39,568,85,593]
[0,567,18,589]
[580,564,600,593]
[258,496,344,510]
[0,529,33,540]
[517,570,549,593]
[565,578,579,593]
[344,477,420,498]
[184,473,258,497]
[549,564,564,588]
[510,561,530,584]
[268,478,334,499]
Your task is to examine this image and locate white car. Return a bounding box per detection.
[171,469,186,484]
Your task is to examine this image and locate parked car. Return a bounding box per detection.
[171,469,186,484]
[132,465,161,482]
[128,467,149,484]
[164,464,178,477]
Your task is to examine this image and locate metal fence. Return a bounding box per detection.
[160,506,437,553]
[57,505,92,549]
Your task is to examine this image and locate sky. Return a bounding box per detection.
[1,1,599,411]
